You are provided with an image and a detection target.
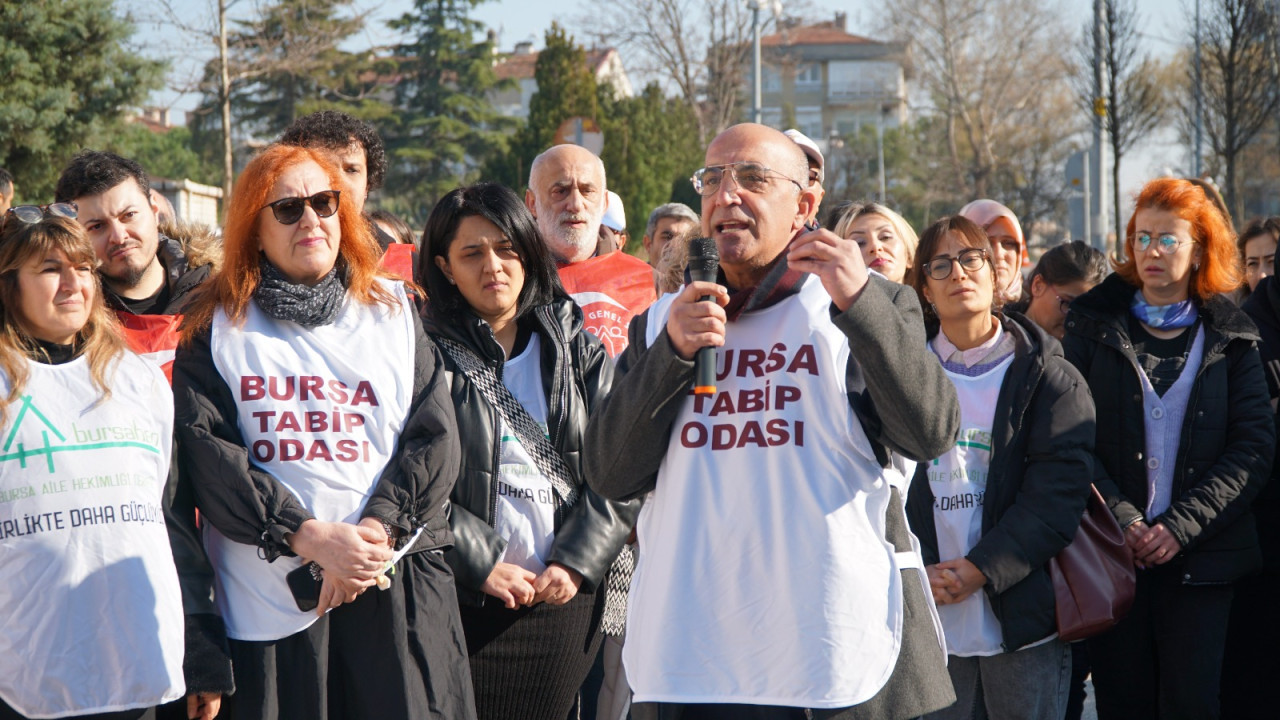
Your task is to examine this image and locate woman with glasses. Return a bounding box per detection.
[1062,177,1272,719]
[905,215,1095,720]
[0,209,187,719]
[1010,241,1109,341]
[1236,216,1278,302]
[418,183,637,720]
[173,144,475,719]
[830,202,919,285]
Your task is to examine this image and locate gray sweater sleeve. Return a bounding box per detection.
[832,275,961,462]
[583,312,694,501]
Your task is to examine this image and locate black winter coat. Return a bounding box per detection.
[1235,276,1280,571]
[425,297,641,606]
[907,312,1095,652]
[174,301,461,561]
[1063,273,1273,583]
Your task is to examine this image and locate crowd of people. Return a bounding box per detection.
[0,110,1276,720]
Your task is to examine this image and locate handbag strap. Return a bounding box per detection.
[436,336,580,510]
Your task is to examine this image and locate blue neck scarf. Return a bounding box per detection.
[1131,290,1199,329]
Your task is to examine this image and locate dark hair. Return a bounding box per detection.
[1027,241,1108,290]
[419,183,564,323]
[911,215,998,324]
[368,209,416,246]
[54,150,150,203]
[0,168,12,195]
[280,110,387,192]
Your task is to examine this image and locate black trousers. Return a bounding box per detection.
[219,550,476,720]
[1220,568,1280,719]
[1088,562,1234,720]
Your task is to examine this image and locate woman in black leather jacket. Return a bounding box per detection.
[419,183,639,720]
[1063,177,1273,720]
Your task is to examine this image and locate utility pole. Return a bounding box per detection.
[1194,0,1203,177]
[1092,0,1109,251]
[752,1,763,124]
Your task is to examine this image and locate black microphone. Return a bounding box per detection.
[687,236,720,396]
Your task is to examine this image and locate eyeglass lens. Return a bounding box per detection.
[268,191,340,225]
[925,249,986,280]
[1136,233,1180,252]
[693,163,772,196]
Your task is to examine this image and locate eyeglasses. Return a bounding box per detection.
[260,190,341,225]
[1053,291,1077,315]
[1134,232,1191,253]
[0,202,78,233]
[690,162,805,196]
[922,248,989,281]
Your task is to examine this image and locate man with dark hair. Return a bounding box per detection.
[586,123,960,719]
[280,110,412,277]
[55,150,231,720]
[0,167,14,214]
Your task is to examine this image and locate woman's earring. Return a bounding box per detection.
[1194,262,1201,271]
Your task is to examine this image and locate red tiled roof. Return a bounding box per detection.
[493,48,616,80]
[760,23,879,47]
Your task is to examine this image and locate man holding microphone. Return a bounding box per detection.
[585,123,960,719]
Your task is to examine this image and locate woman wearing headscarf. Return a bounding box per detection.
[173,144,474,719]
[906,216,1094,720]
[1063,177,1273,719]
[959,199,1026,304]
[0,208,186,719]
[418,183,638,720]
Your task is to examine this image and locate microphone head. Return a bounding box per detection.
[687,236,719,277]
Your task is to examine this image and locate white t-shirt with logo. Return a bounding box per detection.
[0,353,185,717]
[493,335,557,573]
[929,355,1012,656]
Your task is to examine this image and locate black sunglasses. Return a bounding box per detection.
[0,202,79,234]
[260,190,341,225]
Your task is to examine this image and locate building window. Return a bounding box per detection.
[796,63,821,86]
[763,65,782,92]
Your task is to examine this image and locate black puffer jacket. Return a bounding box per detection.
[1063,273,1274,583]
[425,296,641,606]
[907,312,1095,652]
[174,301,460,560]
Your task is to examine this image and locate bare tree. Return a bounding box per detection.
[1195,0,1280,219]
[577,0,814,143]
[1074,0,1170,243]
[880,0,1075,204]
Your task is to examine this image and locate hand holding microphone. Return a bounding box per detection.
[665,237,727,393]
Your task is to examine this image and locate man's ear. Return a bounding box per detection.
[794,186,819,232]
[524,188,537,217]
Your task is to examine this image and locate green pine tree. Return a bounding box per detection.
[388,0,513,221]
[0,0,164,199]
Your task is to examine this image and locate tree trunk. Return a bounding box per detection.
[220,0,233,207]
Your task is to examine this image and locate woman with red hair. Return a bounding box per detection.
[1062,177,1273,719]
[173,144,475,719]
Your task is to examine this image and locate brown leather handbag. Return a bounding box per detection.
[1049,484,1137,642]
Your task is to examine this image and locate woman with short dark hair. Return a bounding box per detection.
[1063,177,1273,719]
[419,182,638,720]
[906,215,1095,720]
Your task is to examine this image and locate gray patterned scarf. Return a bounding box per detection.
[253,256,346,327]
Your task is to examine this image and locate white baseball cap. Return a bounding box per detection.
[602,191,626,231]
[784,128,824,184]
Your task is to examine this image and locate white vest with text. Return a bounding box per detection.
[0,354,185,717]
[205,281,415,641]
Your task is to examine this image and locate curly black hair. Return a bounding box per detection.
[55,150,150,204]
[280,110,387,192]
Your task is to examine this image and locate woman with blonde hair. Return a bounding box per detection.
[174,143,474,719]
[831,201,919,285]
[0,209,188,719]
[1063,177,1272,719]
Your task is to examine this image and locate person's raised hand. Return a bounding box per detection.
[787,227,869,312]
